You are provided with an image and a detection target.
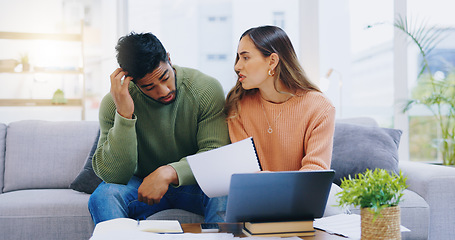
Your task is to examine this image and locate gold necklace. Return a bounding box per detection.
[260,101,283,134]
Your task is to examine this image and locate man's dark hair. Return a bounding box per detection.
[115,32,168,82]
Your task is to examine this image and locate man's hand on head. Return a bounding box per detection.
[110,68,135,119]
[137,165,179,205]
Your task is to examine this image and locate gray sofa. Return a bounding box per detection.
[0,119,454,240]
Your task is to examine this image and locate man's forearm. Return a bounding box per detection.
[158,165,179,185]
[93,111,138,184]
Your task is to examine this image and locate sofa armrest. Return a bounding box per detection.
[398,161,455,239]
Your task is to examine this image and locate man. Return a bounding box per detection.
[88,32,230,224]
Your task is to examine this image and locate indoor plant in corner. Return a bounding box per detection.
[394,16,455,165]
[336,169,408,240]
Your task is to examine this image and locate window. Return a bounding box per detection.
[320,0,455,163]
[273,12,285,29]
[406,0,455,163]
[127,0,299,94]
[207,54,228,61]
[320,0,394,126]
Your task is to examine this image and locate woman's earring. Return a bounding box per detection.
[268,69,274,76]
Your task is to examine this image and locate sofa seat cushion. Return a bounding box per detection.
[0,189,91,217]
[0,189,94,240]
[146,209,205,223]
[3,120,99,192]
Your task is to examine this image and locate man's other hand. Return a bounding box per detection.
[138,165,179,205]
[110,68,134,119]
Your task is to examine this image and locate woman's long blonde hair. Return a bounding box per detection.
[225,25,320,117]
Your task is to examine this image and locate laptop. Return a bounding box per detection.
[224,170,335,223]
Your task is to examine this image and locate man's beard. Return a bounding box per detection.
[158,90,177,105]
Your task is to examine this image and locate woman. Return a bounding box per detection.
[225,25,336,171]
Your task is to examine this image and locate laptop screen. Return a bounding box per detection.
[224,170,335,223]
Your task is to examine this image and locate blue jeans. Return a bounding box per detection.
[88,176,227,225]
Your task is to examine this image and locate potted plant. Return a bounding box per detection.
[394,16,455,165]
[19,52,30,72]
[336,169,408,240]
[52,89,67,104]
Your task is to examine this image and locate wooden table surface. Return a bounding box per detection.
[181,223,347,239]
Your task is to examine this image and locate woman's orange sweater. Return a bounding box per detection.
[228,90,336,171]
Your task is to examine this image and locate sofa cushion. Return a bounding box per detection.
[335,117,379,127]
[3,120,99,192]
[0,123,6,193]
[70,129,102,194]
[147,209,205,223]
[331,122,402,185]
[0,189,94,240]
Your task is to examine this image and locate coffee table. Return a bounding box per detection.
[181,223,347,239]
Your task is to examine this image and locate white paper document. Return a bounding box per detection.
[314,214,410,239]
[314,214,362,239]
[187,137,261,198]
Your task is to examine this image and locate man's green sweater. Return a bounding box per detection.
[92,65,230,186]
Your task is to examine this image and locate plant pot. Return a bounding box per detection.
[361,206,401,240]
[22,63,30,72]
[434,138,455,165]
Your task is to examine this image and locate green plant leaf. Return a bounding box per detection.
[336,169,408,220]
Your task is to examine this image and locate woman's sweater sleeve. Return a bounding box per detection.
[300,104,336,171]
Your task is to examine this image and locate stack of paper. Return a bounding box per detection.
[314,214,410,239]
[314,214,362,239]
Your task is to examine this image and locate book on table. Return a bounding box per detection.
[242,229,316,237]
[242,220,315,237]
[92,218,183,235]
